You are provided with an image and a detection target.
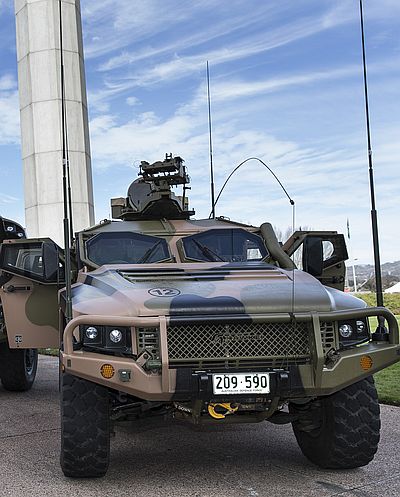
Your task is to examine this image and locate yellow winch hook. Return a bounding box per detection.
[208,403,239,419]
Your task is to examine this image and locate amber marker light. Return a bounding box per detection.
[100,364,115,379]
[360,355,373,371]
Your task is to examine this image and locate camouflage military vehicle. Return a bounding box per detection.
[0,155,398,478]
[0,216,38,391]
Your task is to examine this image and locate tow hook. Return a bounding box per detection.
[208,402,239,419]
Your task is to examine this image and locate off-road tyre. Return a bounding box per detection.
[290,376,380,469]
[0,342,38,391]
[60,373,110,478]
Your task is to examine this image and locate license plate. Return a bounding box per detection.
[212,372,270,395]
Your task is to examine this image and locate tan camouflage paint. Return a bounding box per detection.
[1,217,399,400]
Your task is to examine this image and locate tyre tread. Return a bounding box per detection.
[60,373,110,478]
[291,377,380,469]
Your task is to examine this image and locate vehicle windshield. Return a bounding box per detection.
[85,232,171,266]
[181,228,268,262]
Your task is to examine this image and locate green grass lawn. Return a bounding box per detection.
[355,292,400,315]
[370,315,400,406]
[374,361,400,406]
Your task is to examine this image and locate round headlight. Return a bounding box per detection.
[109,329,123,343]
[339,324,353,338]
[85,326,98,340]
[356,320,366,334]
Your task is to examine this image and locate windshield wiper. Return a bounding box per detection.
[193,240,224,262]
[138,240,163,264]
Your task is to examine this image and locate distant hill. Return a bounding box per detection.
[381,260,400,276]
[347,261,400,291]
[353,261,400,278]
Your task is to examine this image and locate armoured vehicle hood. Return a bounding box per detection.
[70,262,365,318]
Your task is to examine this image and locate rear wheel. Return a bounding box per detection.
[0,342,38,391]
[60,373,110,478]
[290,376,380,469]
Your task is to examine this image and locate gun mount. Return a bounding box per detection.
[111,154,195,220]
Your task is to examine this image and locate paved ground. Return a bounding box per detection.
[0,355,399,497]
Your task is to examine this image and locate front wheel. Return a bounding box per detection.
[289,376,380,469]
[60,373,110,478]
[0,343,38,391]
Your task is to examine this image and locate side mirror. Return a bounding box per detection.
[0,239,64,284]
[302,236,323,277]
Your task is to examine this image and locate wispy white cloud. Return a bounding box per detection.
[0,73,20,145]
[83,0,400,122]
[202,67,359,103]
[126,96,139,106]
[98,27,231,72]
[0,193,19,204]
[91,54,399,116]
[0,73,15,90]
[97,4,284,72]
[83,0,363,98]
[99,14,352,90]
[83,0,399,65]
[319,0,400,27]
[83,0,225,59]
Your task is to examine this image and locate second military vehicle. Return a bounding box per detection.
[0,155,398,477]
[0,216,38,391]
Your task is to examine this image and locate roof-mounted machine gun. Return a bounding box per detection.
[111,154,195,220]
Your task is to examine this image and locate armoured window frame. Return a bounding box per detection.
[82,231,173,268]
[178,228,269,263]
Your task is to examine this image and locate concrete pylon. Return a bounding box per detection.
[15,0,94,246]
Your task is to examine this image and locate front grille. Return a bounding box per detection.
[167,321,311,369]
[320,321,336,354]
[137,327,160,358]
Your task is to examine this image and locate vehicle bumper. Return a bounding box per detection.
[60,307,400,400]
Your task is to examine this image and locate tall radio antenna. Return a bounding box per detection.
[359,0,386,335]
[59,0,73,322]
[206,61,216,219]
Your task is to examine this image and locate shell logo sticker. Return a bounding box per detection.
[148,287,181,297]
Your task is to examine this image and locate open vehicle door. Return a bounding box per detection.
[282,231,348,291]
[0,238,65,348]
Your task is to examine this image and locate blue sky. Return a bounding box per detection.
[0,0,399,264]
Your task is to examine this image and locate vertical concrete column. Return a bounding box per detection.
[15,0,94,245]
